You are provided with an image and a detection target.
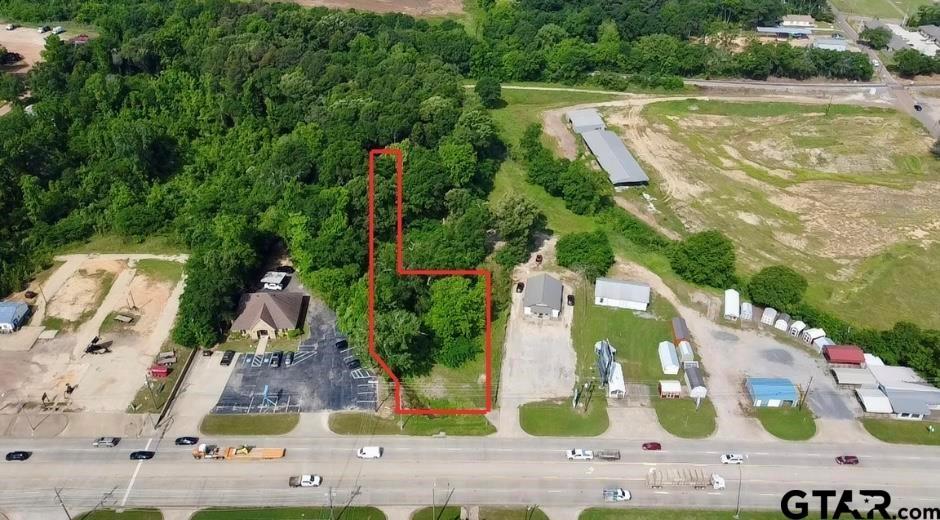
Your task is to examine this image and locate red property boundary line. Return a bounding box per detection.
[367,148,493,415]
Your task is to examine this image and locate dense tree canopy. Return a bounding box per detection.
[669,231,736,288]
[747,265,808,311]
[859,27,891,50]
[556,230,614,281]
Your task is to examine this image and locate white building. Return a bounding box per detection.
[723,289,740,321]
[831,367,877,387]
[813,336,835,352]
[684,365,708,400]
[523,274,563,319]
[774,313,791,331]
[812,37,848,52]
[801,327,826,344]
[659,380,682,399]
[856,387,893,414]
[658,341,680,375]
[864,353,885,367]
[781,15,816,28]
[678,340,694,363]
[886,23,940,57]
[607,362,626,399]
[566,108,605,134]
[787,320,807,337]
[261,271,288,291]
[760,307,778,326]
[740,302,753,321]
[870,365,940,420]
[594,278,651,311]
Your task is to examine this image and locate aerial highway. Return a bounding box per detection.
[1,435,938,514]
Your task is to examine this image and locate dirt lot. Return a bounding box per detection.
[0,27,53,73]
[283,0,463,16]
[45,259,123,325]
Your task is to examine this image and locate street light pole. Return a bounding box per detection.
[733,464,743,519]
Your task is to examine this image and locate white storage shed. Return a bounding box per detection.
[864,353,885,367]
[658,341,680,375]
[801,328,826,344]
[659,380,682,399]
[723,289,740,321]
[740,302,753,321]
[813,336,835,351]
[774,313,791,331]
[760,307,777,326]
[678,340,694,363]
[788,320,807,336]
[684,365,708,400]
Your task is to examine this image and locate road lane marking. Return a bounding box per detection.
[654,491,670,495]
[120,438,151,506]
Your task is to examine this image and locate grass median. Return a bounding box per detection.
[652,396,716,439]
[756,406,816,441]
[412,506,462,520]
[199,413,299,436]
[862,418,940,445]
[480,507,549,520]
[330,412,495,436]
[76,510,162,520]
[192,507,385,520]
[519,398,609,436]
[580,509,811,520]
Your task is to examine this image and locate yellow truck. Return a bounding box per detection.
[192,444,286,460]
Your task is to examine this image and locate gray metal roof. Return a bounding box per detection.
[685,365,705,389]
[671,317,690,342]
[581,130,649,185]
[567,109,605,133]
[885,390,933,415]
[921,25,940,41]
[594,278,650,304]
[756,26,812,36]
[813,38,848,50]
[523,274,563,312]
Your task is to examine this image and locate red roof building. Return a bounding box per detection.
[823,345,865,366]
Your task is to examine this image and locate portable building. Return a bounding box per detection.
[740,302,753,321]
[864,353,885,367]
[678,341,694,363]
[746,377,798,407]
[566,109,605,134]
[787,320,807,336]
[831,367,876,386]
[671,317,691,344]
[823,345,865,367]
[684,366,708,400]
[774,313,791,331]
[723,289,740,321]
[856,387,892,414]
[659,380,682,399]
[812,336,835,352]
[812,38,849,52]
[760,307,777,326]
[801,328,826,344]
[0,302,30,333]
[658,341,680,375]
[607,362,626,399]
[594,278,650,311]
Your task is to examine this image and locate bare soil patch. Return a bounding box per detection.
[282,0,463,16]
[45,260,124,324]
[0,27,50,73]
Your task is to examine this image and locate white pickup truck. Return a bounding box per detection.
[566,449,594,461]
[288,475,322,487]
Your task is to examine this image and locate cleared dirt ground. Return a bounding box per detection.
[0,27,53,73]
[280,0,463,16]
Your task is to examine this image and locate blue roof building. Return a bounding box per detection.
[746,377,798,407]
[0,302,30,333]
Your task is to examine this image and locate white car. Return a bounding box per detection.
[289,474,322,487]
[5,23,16,31]
[720,453,745,464]
[566,449,594,461]
[603,488,631,502]
[357,446,383,459]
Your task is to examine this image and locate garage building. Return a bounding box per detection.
[684,365,707,399]
[723,289,740,321]
[823,345,865,367]
[567,108,605,134]
[594,278,650,311]
[870,365,940,420]
[0,301,30,333]
[659,380,682,399]
[523,274,563,319]
[580,129,650,187]
[658,341,680,375]
[746,377,798,407]
[831,367,876,387]
[856,387,893,414]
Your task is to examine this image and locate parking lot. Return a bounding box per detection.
[212,297,376,413]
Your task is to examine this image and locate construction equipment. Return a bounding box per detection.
[647,467,725,490]
[192,444,286,460]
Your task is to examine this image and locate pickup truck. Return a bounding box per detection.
[289,475,323,487]
[603,488,631,502]
[566,449,593,461]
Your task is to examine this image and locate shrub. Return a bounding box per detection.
[669,230,736,288]
[747,265,808,311]
[556,230,614,281]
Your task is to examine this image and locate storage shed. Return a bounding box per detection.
[740,302,753,321]
[831,367,876,387]
[801,327,826,344]
[723,289,740,321]
[581,129,650,186]
[812,336,835,352]
[658,341,680,375]
[566,108,605,134]
[864,353,885,367]
[684,365,708,399]
[787,320,807,337]
[659,380,682,399]
[824,345,865,367]
[760,307,778,326]
[678,340,694,363]
[0,301,30,333]
[607,362,626,399]
[746,377,798,407]
[774,313,791,331]
[594,278,650,311]
[671,317,691,344]
[856,387,892,414]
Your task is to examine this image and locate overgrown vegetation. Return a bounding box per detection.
[747,265,808,311]
[556,231,614,281]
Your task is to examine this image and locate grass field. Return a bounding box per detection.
[579,509,815,520]
[192,507,386,520]
[76,510,162,520]
[519,398,609,436]
[830,0,930,18]
[652,396,717,438]
[135,259,184,283]
[862,418,940,445]
[199,413,299,435]
[61,234,185,255]
[329,412,496,436]
[412,506,462,520]
[627,99,940,329]
[756,406,817,441]
[479,507,549,520]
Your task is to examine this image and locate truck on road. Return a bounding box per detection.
[192,444,286,460]
[289,475,322,487]
[647,468,725,490]
[596,450,621,461]
[603,488,631,502]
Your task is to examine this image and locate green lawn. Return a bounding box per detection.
[862,418,940,445]
[218,334,303,353]
[60,234,185,255]
[128,343,192,413]
[76,510,162,520]
[580,509,809,520]
[480,507,549,520]
[830,0,929,18]
[412,506,462,520]
[135,259,184,283]
[756,406,817,441]
[199,413,300,436]
[329,412,496,436]
[652,396,717,438]
[192,507,386,520]
[519,398,609,436]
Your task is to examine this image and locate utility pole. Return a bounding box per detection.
[329,486,335,520]
[733,464,743,519]
[800,377,814,410]
[432,481,436,520]
[54,488,73,520]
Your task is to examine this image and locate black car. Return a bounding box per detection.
[915,103,924,112]
[5,451,31,461]
[515,282,524,293]
[336,339,348,351]
[274,265,295,273]
[201,349,213,357]
[285,351,295,367]
[174,436,199,446]
[345,358,361,370]
[220,350,235,366]
[271,351,283,368]
[129,451,155,460]
[567,294,575,306]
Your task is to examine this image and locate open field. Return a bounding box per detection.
[652,397,717,438]
[330,411,496,435]
[613,99,940,329]
[862,418,940,445]
[199,413,300,435]
[756,406,817,441]
[519,398,609,436]
[192,507,385,520]
[830,0,929,18]
[275,0,464,17]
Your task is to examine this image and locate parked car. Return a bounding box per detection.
[129,451,155,460]
[515,282,524,293]
[336,339,348,351]
[220,350,235,366]
[5,451,31,461]
[274,265,295,273]
[603,488,631,502]
[4,23,17,30]
[566,449,594,461]
[51,26,64,35]
[835,455,859,465]
[641,442,662,451]
[357,446,383,459]
[174,436,199,446]
[345,357,361,370]
[720,453,744,464]
[567,294,575,306]
[37,25,50,33]
[92,437,120,448]
[285,351,295,367]
[271,351,283,368]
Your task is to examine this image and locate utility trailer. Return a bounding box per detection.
[647,467,725,490]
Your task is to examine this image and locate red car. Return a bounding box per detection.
[835,455,859,465]
[642,442,662,451]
